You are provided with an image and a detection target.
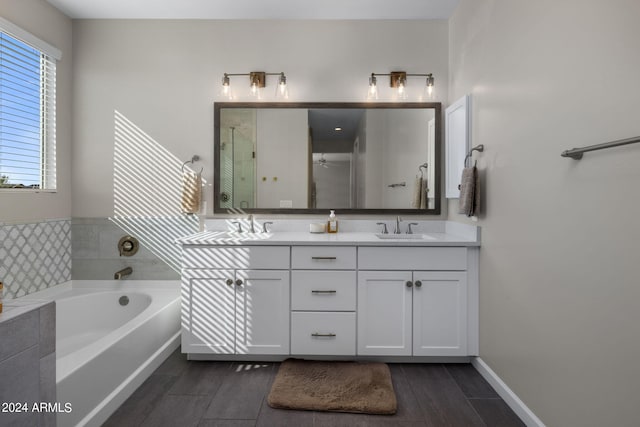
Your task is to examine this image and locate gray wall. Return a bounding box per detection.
[448,1,640,426]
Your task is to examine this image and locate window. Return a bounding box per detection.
[0,18,59,190]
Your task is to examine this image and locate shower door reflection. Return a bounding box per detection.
[220,109,256,209]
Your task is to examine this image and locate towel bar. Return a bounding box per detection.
[561,136,640,159]
[464,145,484,167]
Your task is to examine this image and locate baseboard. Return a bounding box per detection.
[472,357,546,427]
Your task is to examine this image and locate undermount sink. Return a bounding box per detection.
[375,233,434,240]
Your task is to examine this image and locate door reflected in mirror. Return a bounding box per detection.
[214,103,441,214]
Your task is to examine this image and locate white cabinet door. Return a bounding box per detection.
[445,94,471,198]
[413,271,468,356]
[235,270,290,355]
[357,271,412,356]
[182,269,236,354]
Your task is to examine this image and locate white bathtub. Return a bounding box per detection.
[25,280,181,427]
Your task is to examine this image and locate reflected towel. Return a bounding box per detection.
[412,176,422,208]
[181,172,202,214]
[458,166,480,217]
[420,178,428,209]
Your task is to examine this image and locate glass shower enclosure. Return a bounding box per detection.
[219,109,256,209]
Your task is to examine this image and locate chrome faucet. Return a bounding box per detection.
[262,221,273,233]
[248,214,256,233]
[231,221,243,233]
[114,266,133,280]
[407,223,418,234]
[376,222,388,234]
[394,216,402,234]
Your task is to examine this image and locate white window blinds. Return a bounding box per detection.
[0,20,58,190]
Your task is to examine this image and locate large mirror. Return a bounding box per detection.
[214,102,441,214]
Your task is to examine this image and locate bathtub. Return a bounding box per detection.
[24,280,180,427]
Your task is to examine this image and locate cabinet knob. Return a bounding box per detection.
[235,279,243,287]
[406,281,413,288]
[226,279,233,286]
[415,280,422,288]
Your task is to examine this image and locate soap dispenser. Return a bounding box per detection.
[327,210,338,234]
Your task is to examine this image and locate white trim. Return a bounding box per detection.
[472,357,546,427]
[0,16,62,60]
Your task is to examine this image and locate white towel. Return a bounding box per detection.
[181,172,202,214]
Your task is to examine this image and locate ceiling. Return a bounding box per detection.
[46,0,460,20]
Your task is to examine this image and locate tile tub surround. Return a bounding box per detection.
[0,301,56,427]
[72,218,181,280]
[0,219,71,299]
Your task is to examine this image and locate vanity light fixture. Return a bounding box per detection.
[368,71,435,100]
[221,71,288,100]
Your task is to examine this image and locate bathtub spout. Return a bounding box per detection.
[114,267,133,280]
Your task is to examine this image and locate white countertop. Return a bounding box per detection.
[177,220,480,247]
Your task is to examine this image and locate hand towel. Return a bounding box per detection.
[181,171,202,214]
[411,176,422,208]
[458,166,480,217]
[420,178,428,209]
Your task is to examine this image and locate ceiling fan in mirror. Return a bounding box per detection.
[313,153,337,168]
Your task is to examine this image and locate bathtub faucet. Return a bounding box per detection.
[114,267,133,280]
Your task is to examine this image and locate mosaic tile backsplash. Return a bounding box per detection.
[0,219,71,299]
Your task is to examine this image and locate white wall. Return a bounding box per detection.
[71,20,449,217]
[0,0,72,223]
[449,1,640,426]
[256,109,308,208]
[381,109,430,208]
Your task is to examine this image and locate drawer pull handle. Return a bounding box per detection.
[235,279,243,287]
[226,279,233,286]
[311,290,337,294]
[311,333,336,337]
[311,256,337,260]
[406,281,413,288]
[415,280,422,288]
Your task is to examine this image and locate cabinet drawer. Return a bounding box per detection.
[358,247,467,271]
[182,246,289,269]
[291,246,356,269]
[291,271,356,311]
[291,312,356,356]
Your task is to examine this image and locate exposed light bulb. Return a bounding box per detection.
[424,74,435,100]
[396,78,407,100]
[367,74,378,100]
[221,74,233,99]
[275,73,289,99]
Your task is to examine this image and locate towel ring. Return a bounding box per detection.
[182,155,203,174]
[418,163,428,177]
[464,145,484,167]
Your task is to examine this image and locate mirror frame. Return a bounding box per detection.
[213,102,441,215]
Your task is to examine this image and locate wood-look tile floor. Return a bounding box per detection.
[103,349,525,427]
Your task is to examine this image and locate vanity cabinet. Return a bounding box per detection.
[290,246,357,356]
[179,231,479,360]
[181,247,290,355]
[357,247,469,356]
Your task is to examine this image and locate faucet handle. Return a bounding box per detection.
[407,223,418,234]
[231,221,243,233]
[376,222,388,234]
[248,214,256,233]
[262,221,273,233]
